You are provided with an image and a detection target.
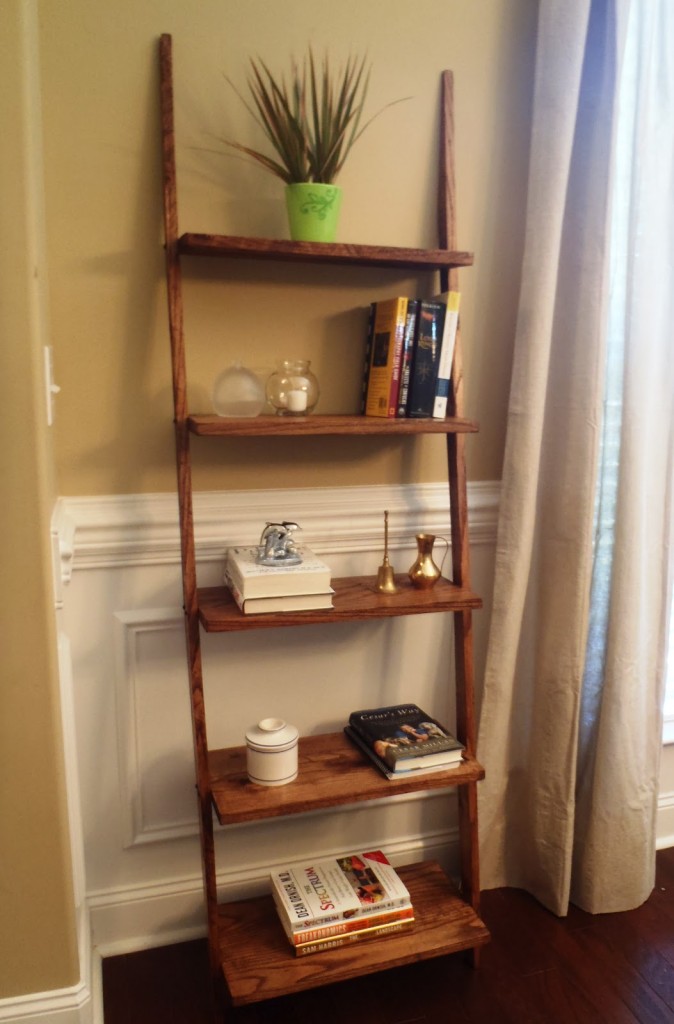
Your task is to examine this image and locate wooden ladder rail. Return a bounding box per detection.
[158,33,224,1013]
[438,69,482,962]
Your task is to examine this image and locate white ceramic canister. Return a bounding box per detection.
[245,718,299,786]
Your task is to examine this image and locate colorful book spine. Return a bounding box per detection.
[364,297,409,418]
[360,303,376,415]
[294,917,414,956]
[271,850,411,931]
[406,299,446,418]
[397,298,420,416]
[432,291,461,419]
[280,902,415,947]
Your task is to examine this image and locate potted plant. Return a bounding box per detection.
[224,50,405,242]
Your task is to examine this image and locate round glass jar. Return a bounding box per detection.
[266,359,319,415]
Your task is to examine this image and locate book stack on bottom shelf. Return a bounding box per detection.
[224,545,333,615]
[270,850,413,957]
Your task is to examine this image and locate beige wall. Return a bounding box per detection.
[0,0,78,1000]
[39,0,537,497]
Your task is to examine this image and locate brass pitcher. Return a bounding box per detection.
[408,533,449,589]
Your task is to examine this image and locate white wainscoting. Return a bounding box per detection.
[53,482,498,959]
[52,479,673,977]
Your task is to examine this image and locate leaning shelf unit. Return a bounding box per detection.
[159,34,489,1014]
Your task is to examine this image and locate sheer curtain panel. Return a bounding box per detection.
[477,0,674,916]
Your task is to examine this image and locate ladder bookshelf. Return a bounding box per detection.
[158,32,488,1015]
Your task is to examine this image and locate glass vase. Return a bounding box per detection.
[212,363,265,417]
[266,359,319,416]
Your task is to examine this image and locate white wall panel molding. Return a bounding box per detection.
[53,481,500,579]
[116,590,458,847]
[113,609,191,848]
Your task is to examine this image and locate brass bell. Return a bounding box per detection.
[375,511,398,594]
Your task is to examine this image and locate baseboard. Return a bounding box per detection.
[81,795,674,962]
[0,880,98,1024]
[89,823,459,958]
[0,986,90,1024]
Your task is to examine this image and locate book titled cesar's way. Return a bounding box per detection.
[364,297,408,418]
[270,850,411,934]
[224,546,332,599]
[344,725,463,779]
[348,704,464,771]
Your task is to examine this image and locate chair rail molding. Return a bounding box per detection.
[52,481,500,579]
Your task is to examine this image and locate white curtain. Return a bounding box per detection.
[477,0,674,916]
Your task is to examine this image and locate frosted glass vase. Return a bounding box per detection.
[212,363,265,417]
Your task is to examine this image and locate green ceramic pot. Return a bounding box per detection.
[284,183,343,242]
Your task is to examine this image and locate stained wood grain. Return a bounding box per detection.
[160,33,222,985]
[178,233,474,270]
[198,575,481,633]
[208,731,485,825]
[216,861,489,1005]
[188,413,478,437]
[436,69,482,936]
[158,33,488,1018]
[102,850,674,1024]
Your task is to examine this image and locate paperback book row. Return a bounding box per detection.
[362,291,460,420]
[224,546,333,615]
[345,702,465,779]
[271,849,413,956]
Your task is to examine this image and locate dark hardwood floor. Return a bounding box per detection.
[102,847,674,1023]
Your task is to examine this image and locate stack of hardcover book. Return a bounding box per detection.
[224,546,333,615]
[362,291,460,420]
[270,850,413,956]
[345,703,465,779]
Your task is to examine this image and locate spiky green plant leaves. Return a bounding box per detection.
[224,50,405,184]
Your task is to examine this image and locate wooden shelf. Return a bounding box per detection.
[188,413,479,437]
[198,576,482,634]
[178,233,474,270]
[217,860,490,1005]
[208,731,484,825]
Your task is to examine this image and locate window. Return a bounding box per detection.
[664,628,674,744]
